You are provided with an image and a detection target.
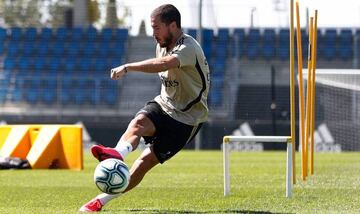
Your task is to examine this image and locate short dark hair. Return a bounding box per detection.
[151,4,181,28]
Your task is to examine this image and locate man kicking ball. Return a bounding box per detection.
[80,4,210,212]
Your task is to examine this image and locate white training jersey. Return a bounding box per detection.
[154,33,210,126]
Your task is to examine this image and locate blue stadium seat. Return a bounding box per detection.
[203,29,214,42]
[209,90,222,107]
[111,41,125,57]
[73,79,84,104]
[75,79,96,105]
[86,79,97,105]
[0,27,7,41]
[39,28,53,41]
[218,28,229,42]
[247,28,261,59]
[100,79,118,105]
[262,29,276,59]
[4,57,16,71]
[0,88,6,103]
[72,27,83,41]
[0,42,4,55]
[37,41,50,56]
[34,57,46,73]
[202,29,214,59]
[114,28,128,41]
[24,27,37,41]
[85,27,98,41]
[322,28,337,60]
[66,42,80,57]
[82,42,96,57]
[233,28,246,58]
[47,57,61,74]
[215,28,229,60]
[9,27,22,41]
[215,45,227,60]
[338,29,353,60]
[18,57,32,73]
[77,58,92,74]
[51,41,65,56]
[41,78,57,104]
[278,29,290,60]
[11,78,23,102]
[93,58,108,74]
[108,57,121,69]
[7,41,21,57]
[60,78,75,104]
[211,60,225,79]
[263,29,276,42]
[23,42,36,56]
[97,41,111,57]
[63,57,76,74]
[209,77,223,107]
[24,78,41,104]
[100,28,113,42]
[0,79,8,103]
[279,29,290,41]
[55,27,70,41]
[186,28,197,39]
[202,44,212,60]
[262,44,276,59]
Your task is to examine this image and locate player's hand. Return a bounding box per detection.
[110,65,128,80]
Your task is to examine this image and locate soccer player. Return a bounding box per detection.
[80,4,210,212]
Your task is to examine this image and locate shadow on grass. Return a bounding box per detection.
[110,208,293,214]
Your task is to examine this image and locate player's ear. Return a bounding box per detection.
[170,21,177,30]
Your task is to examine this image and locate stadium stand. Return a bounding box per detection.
[0,27,128,109]
[0,26,356,126]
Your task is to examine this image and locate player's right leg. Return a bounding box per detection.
[91,113,156,162]
[80,146,159,212]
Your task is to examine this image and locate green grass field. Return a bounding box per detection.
[0,150,359,214]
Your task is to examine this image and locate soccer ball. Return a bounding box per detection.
[93,158,130,194]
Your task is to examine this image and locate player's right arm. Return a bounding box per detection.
[110,56,179,80]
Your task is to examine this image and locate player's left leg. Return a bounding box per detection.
[91,113,156,162]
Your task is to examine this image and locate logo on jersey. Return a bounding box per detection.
[160,76,179,88]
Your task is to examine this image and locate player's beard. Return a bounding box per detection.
[159,29,173,48]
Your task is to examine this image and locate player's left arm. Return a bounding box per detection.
[110,56,179,80]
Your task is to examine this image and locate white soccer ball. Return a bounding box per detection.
[94,158,130,194]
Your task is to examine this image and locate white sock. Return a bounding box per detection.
[115,141,133,159]
[96,193,122,205]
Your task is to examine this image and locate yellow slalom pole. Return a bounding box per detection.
[304,17,314,180]
[310,10,318,175]
[289,0,296,185]
[295,0,305,183]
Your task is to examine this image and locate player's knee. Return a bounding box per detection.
[128,115,154,136]
[136,150,159,169]
[128,117,145,135]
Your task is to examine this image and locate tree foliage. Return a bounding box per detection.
[0,0,128,28]
[0,0,42,27]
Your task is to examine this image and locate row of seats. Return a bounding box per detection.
[4,57,121,75]
[1,27,128,107]
[1,40,126,57]
[185,28,356,60]
[0,77,118,105]
[0,27,128,42]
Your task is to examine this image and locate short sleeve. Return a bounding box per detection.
[171,43,196,68]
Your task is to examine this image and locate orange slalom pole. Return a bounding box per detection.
[289,0,296,185]
[295,0,305,183]
[310,10,318,175]
[304,17,314,180]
